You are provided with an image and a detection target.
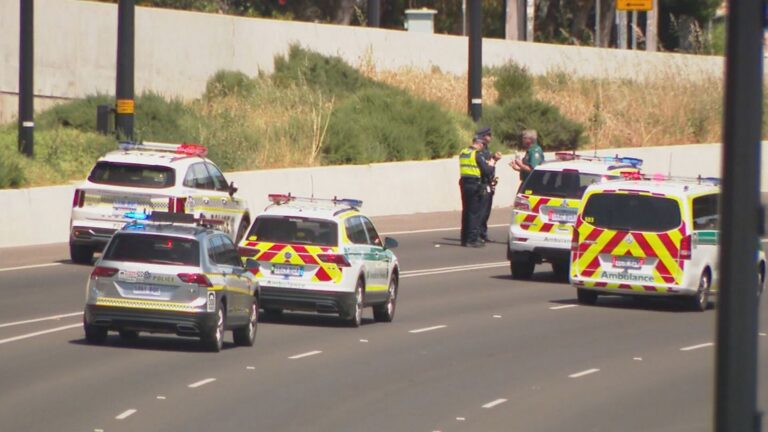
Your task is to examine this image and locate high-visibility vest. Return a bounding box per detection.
[459,147,481,178]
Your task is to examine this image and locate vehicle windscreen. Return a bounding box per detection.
[247,216,338,246]
[521,170,607,199]
[88,162,175,188]
[581,193,682,232]
[103,234,200,266]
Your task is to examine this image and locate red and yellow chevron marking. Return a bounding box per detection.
[241,241,343,283]
[514,195,579,233]
[572,191,686,288]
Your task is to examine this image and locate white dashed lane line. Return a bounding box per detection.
[289,350,322,360]
[0,312,81,329]
[0,323,81,345]
[188,378,216,388]
[680,343,714,351]
[550,305,578,310]
[409,325,447,334]
[115,409,137,420]
[482,398,508,409]
[0,262,62,273]
[569,368,600,378]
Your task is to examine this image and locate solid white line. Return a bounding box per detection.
[0,312,82,329]
[569,368,600,378]
[289,350,322,360]
[680,342,714,351]
[0,262,62,273]
[482,398,508,409]
[760,333,767,337]
[188,378,216,388]
[409,325,447,334]
[380,224,506,236]
[115,409,137,420]
[401,261,508,275]
[550,305,578,310]
[0,323,81,345]
[401,262,508,278]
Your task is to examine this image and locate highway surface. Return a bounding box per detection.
[0,209,766,432]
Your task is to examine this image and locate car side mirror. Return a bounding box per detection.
[228,181,239,197]
[383,237,398,249]
[245,258,260,274]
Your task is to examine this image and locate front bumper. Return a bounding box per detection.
[84,304,217,336]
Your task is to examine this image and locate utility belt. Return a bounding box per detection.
[460,176,483,185]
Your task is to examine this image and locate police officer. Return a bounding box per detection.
[459,128,496,248]
[477,128,502,243]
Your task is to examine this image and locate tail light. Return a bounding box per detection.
[318,254,351,267]
[238,247,258,258]
[72,189,85,208]
[177,273,213,287]
[514,196,530,212]
[90,266,118,279]
[169,197,187,213]
[679,234,692,260]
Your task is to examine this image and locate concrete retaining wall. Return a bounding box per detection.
[1,143,766,249]
[0,0,724,122]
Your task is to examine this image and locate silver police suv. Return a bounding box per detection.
[83,212,260,352]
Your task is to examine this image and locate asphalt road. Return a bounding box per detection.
[0,208,766,432]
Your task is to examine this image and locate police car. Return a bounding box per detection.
[83,212,260,352]
[237,194,399,327]
[508,152,642,280]
[570,175,766,311]
[69,141,251,265]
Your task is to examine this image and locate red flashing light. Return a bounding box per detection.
[679,235,692,261]
[555,151,576,161]
[318,253,351,267]
[177,273,213,287]
[268,194,293,205]
[90,266,118,279]
[176,143,208,157]
[514,196,530,212]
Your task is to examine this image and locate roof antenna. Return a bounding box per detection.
[311,175,315,199]
[668,152,673,177]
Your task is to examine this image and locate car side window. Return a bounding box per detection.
[207,235,223,263]
[345,216,369,245]
[361,217,382,246]
[204,163,230,192]
[218,236,243,267]
[184,163,214,190]
[693,193,719,230]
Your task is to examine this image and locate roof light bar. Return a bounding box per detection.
[266,193,363,208]
[554,152,643,168]
[118,141,208,157]
[619,172,721,185]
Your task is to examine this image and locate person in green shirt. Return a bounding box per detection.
[510,129,544,182]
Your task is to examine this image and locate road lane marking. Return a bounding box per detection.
[0,312,82,329]
[409,325,447,334]
[0,262,62,273]
[289,350,322,359]
[188,378,216,388]
[156,396,166,400]
[381,224,506,236]
[550,305,578,310]
[115,409,137,420]
[760,332,766,337]
[569,368,600,378]
[401,262,508,278]
[482,398,508,409]
[492,314,502,318]
[246,366,256,370]
[681,343,714,351]
[0,323,81,345]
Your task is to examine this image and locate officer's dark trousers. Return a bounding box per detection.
[481,191,494,240]
[460,179,485,245]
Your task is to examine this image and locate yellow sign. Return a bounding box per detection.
[616,0,653,11]
[116,99,135,114]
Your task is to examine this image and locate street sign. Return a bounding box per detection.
[616,0,653,11]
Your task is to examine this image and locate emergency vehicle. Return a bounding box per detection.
[69,141,251,265]
[237,194,400,327]
[508,152,642,280]
[570,175,766,311]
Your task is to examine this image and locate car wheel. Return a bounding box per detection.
[511,259,535,280]
[202,304,225,352]
[118,330,139,342]
[551,261,569,281]
[576,288,598,305]
[344,278,364,327]
[233,299,258,347]
[373,274,398,323]
[70,243,95,265]
[235,217,250,244]
[758,263,765,298]
[83,316,107,345]
[688,271,710,312]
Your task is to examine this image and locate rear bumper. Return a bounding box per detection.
[570,278,693,296]
[508,227,571,263]
[70,226,118,249]
[84,304,217,336]
[260,286,356,314]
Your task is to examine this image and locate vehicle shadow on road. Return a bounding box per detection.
[69,335,240,353]
[259,312,371,328]
[489,271,569,285]
[548,296,711,313]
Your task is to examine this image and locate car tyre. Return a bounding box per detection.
[511,259,535,280]
[551,261,569,281]
[343,278,364,327]
[70,243,95,265]
[202,304,225,352]
[84,316,107,345]
[688,271,710,312]
[373,274,398,323]
[576,288,598,305]
[233,299,258,347]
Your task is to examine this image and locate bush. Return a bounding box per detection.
[204,70,257,100]
[0,145,25,188]
[132,92,202,143]
[324,87,463,164]
[483,98,586,151]
[36,94,114,131]
[488,62,534,104]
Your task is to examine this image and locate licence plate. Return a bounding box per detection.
[272,264,304,277]
[548,210,577,223]
[133,284,162,296]
[612,256,644,270]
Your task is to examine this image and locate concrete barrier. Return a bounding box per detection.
[1,143,766,249]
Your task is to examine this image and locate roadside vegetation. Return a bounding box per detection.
[0,45,732,189]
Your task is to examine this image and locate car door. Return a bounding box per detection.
[208,234,251,324]
[361,216,391,303]
[183,163,237,239]
[690,193,720,291]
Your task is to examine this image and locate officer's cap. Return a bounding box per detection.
[475,127,492,139]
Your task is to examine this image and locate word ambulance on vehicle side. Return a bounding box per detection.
[508,152,642,280]
[237,194,400,327]
[69,141,250,265]
[570,175,766,311]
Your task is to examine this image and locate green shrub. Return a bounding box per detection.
[488,62,534,104]
[483,98,586,151]
[204,70,257,100]
[36,94,114,131]
[0,143,26,188]
[132,92,202,143]
[324,87,463,164]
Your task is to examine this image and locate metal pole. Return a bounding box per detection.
[18,0,34,157]
[115,0,135,141]
[617,10,628,49]
[367,0,380,27]
[715,0,763,430]
[525,0,534,42]
[467,0,482,122]
[595,0,601,47]
[646,0,658,52]
[631,11,637,49]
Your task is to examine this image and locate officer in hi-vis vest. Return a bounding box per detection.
[459,128,496,248]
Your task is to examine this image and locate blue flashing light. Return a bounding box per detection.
[124,211,150,220]
[336,198,363,208]
[618,157,643,168]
